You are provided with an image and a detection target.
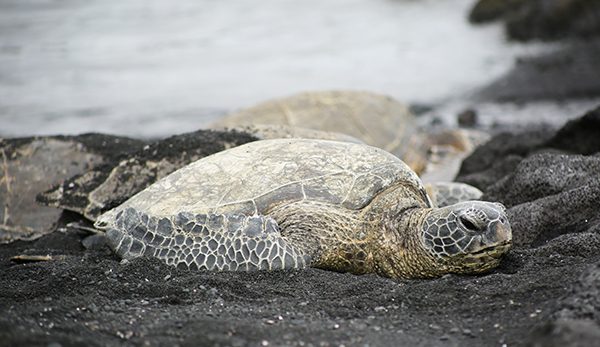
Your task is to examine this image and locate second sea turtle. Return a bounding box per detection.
[210,90,491,180]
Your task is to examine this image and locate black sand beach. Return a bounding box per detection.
[2,1,600,346]
[1,107,600,347]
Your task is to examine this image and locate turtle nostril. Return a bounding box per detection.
[459,215,481,232]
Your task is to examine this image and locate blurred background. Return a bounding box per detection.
[1,0,599,138]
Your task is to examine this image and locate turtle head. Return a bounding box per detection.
[421,201,512,274]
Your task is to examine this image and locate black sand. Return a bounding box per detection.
[1,108,600,347]
[2,1,600,346]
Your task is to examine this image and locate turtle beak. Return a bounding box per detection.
[460,222,512,272]
[466,218,512,258]
[486,216,511,243]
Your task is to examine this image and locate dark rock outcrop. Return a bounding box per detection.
[458,105,600,187]
[1,129,257,244]
[457,105,600,345]
[37,129,257,222]
[469,0,600,41]
[0,134,145,243]
[475,39,600,101]
[469,0,527,23]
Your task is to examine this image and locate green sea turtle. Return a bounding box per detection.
[95,139,511,279]
[210,90,490,180]
[233,124,364,144]
[210,90,430,174]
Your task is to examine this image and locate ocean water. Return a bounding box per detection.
[0,0,569,138]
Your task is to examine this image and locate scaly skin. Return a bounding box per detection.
[362,183,441,278]
[270,202,373,274]
[270,182,511,279]
[269,183,438,278]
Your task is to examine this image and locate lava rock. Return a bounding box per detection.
[458,107,600,248]
[469,0,526,23]
[506,177,600,247]
[457,129,555,187]
[469,0,600,41]
[485,153,600,207]
[457,106,600,346]
[37,129,258,222]
[457,109,478,128]
[475,39,600,102]
[545,106,600,154]
[0,134,145,243]
[506,0,600,41]
[457,105,600,186]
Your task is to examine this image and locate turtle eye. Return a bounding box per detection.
[459,215,483,233]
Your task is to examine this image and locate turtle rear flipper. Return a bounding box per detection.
[104,208,309,271]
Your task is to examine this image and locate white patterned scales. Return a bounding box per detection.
[95,139,512,279]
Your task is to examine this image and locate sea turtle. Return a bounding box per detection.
[233,124,364,144]
[95,139,511,279]
[210,90,491,180]
[210,90,430,174]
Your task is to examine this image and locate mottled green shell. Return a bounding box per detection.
[97,139,429,225]
[210,90,428,173]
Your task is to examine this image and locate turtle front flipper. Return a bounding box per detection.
[424,182,483,207]
[102,208,309,271]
